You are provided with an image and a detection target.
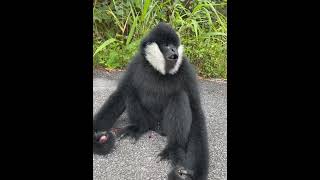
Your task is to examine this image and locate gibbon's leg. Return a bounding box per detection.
[160,91,208,180]
[159,91,192,163]
[120,95,156,142]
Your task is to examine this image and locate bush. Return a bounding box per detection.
[93,0,227,79]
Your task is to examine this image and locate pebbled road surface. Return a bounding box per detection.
[93,69,227,180]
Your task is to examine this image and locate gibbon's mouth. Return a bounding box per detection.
[168,54,178,61]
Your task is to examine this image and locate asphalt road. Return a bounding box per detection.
[93,69,227,180]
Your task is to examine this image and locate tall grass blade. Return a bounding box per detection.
[93,38,117,56]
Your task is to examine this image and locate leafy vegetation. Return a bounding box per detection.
[93,0,227,79]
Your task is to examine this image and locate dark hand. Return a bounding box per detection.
[93,130,115,155]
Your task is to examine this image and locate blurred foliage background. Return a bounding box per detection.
[93,0,227,79]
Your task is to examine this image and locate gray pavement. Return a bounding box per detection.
[93,69,227,180]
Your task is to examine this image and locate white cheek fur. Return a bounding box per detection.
[145,42,166,75]
[145,43,184,75]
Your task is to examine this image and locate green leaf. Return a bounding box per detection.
[191,20,199,38]
[126,17,138,46]
[93,38,116,57]
[141,0,151,21]
[206,32,227,36]
[126,4,138,46]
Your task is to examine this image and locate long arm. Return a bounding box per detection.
[93,72,131,132]
[182,62,209,180]
[183,60,206,125]
[93,88,126,132]
[186,81,209,179]
[93,74,131,155]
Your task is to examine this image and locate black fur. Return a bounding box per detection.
[93,23,209,180]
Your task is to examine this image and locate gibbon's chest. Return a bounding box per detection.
[139,91,167,112]
[136,78,182,112]
[132,63,184,111]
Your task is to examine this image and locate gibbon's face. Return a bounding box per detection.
[142,23,184,75]
[145,42,184,75]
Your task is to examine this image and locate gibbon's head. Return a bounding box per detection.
[141,22,184,75]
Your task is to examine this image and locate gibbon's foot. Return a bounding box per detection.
[157,147,170,162]
[168,165,194,180]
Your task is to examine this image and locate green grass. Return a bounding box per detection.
[93,0,227,79]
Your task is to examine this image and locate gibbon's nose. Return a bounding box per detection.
[167,45,178,61]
